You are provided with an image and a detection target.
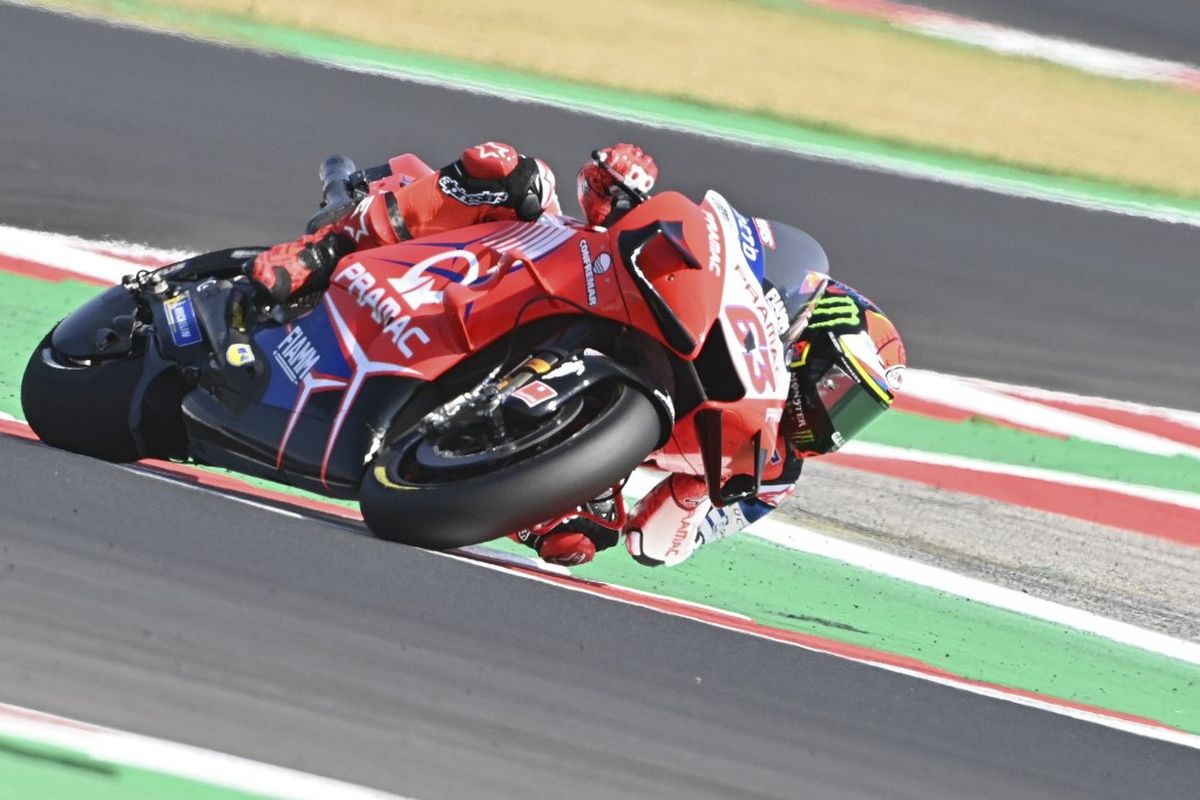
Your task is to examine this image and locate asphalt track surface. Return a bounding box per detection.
[911,0,1200,65]
[1,5,1199,799]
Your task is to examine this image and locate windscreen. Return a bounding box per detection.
[754,218,831,343]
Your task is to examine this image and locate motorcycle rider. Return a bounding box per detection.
[250,141,645,304]
[249,141,906,569]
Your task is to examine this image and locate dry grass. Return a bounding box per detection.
[90,0,1200,197]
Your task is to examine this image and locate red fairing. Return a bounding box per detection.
[319,172,788,524]
[607,191,725,359]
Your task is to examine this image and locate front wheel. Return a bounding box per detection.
[21,330,185,462]
[359,381,663,549]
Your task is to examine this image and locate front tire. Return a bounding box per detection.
[360,382,662,549]
[20,330,184,462]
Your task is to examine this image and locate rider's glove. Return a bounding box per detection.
[510,495,621,567]
[576,143,658,227]
[512,518,620,567]
[248,228,355,305]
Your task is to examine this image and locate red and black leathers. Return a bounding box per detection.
[250,141,558,304]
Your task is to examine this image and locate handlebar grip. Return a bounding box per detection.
[305,155,360,234]
[319,155,357,210]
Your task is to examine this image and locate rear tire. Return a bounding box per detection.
[360,382,662,549]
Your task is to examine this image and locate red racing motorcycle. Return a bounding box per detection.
[21,154,830,549]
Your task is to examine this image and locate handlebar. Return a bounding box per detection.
[320,155,357,211]
[305,155,369,234]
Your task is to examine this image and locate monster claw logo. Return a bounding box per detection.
[807,296,861,330]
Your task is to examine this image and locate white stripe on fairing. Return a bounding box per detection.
[483,222,575,259]
[0,702,413,800]
[441,549,1200,749]
[900,369,1200,458]
[837,441,1200,510]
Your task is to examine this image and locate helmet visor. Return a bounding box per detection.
[812,362,887,450]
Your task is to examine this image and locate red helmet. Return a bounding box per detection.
[781,282,906,456]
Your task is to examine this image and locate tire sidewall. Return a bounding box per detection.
[359,383,662,549]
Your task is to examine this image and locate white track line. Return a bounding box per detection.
[899,369,1200,458]
[129,466,306,519]
[748,516,1200,666]
[622,468,1200,665]
[0,702,413,799]
[837,441,1200,509]
[964,376,1200,430]
[803,0,1200,89]
[0,224,186,282]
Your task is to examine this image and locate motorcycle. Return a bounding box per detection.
[20,153,830,549]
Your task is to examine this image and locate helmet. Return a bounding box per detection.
[712,210,904,457]
[781,282,906,456]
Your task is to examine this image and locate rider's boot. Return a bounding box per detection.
[623,473,711,567]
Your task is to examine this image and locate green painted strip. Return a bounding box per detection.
[31,0,1200,225]
[0,732,268,800]
[861,411,1200,494]
[0,274,97,417]
[4,271,1198,734]
[491,533,1200,733]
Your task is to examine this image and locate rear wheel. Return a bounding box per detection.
[359,381,662,549]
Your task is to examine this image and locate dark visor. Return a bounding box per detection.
[813,363,887,449]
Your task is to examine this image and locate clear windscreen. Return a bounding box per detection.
[782,270,830,344]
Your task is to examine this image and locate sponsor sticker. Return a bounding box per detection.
[437,175,508,207]
[511,380,558,407]
[702,210,723,276]
[732,208,765,279]
[273,326,321,383]
[225,343,256,367]
[163,294,201,347]
[579,240,613,306]
[753,218,776,250]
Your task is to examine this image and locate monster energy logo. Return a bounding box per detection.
[807,296,861,330]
